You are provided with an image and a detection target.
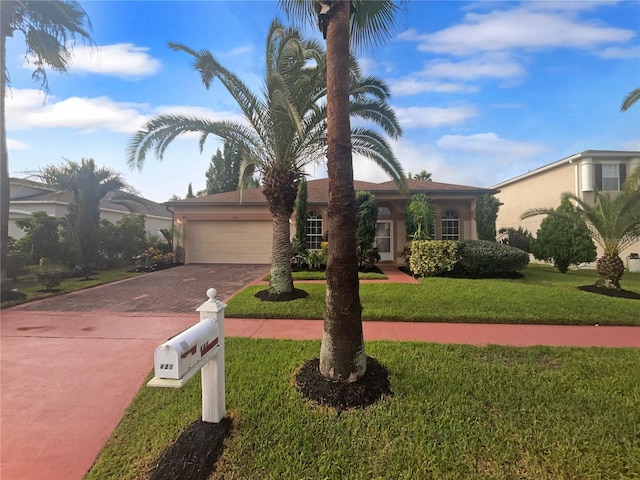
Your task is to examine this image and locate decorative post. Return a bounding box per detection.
[196,288,227,423]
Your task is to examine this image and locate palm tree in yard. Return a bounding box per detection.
[522,189,640,290]
[280,0,404,382]
[38,158,137,279]
[127,19,404,299]
[1,0,93,288]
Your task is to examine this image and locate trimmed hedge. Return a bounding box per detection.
[408,240,529,278]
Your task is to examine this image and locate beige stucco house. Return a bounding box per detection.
[166,177,497,265]
[492,150,640,261]
[9,177,172,240]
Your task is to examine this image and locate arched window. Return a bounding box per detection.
[378,206,392,216]
[441,210,459,240]
[307,210,323,250]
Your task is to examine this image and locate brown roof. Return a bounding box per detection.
[166,178,497,207]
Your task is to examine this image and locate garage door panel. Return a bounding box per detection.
[186,220,272,264]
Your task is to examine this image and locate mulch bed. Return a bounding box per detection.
[577,284,640,300]
[295,356,393,412]
[148,417,232,480]
[254,287,309,302]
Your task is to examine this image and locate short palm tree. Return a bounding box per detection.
[127,19,403,299]
[280,0,403,381]
[1,0,93,286]
[37,158,137,279]
[522,189,640,289]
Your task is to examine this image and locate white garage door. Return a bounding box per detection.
[186,220,272,264]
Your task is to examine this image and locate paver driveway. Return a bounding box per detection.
[1,264,269,480]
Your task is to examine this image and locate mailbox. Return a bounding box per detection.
[154,318,219,381]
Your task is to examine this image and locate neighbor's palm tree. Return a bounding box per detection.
[1,0,93,287]
[620,87,640,112]
[280,0,403,381]
[38,158,136,279]
[128,19,404,298]
[522,189,640,289]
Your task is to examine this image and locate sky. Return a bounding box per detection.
[5,0,640,204]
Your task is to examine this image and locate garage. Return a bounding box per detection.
[184,220,273,264]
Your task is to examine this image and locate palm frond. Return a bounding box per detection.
[621,86,640,112]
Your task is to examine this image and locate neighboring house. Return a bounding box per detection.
[166,177,497,265]
[9,177,172,240]
[492,150,640,261]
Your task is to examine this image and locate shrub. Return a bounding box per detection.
[355,191,379,269]
[498,227,533,253]
[36,258,70,291]
[449,240,529,278]
[134,247,175,271]
[409,240,459,277]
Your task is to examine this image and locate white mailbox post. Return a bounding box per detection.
[147,288,227,424]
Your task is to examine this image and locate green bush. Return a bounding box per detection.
[36,258,70,291]
[409,240,459,277]
[449,240,529,278]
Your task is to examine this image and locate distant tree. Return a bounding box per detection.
[621,87,640,112]
[1,0,94,286]
[14,211,61,264]
[205,139,258,195]
[409,170,432,181]
[531,197,597,273]
[476,194,501,241]
[99,214,147,267]
[37,158,137,279]
[292,178,309,257]
[186,183,195,198]
[498,226,533,252]
[355,191,379,269]
[406,193,435,240]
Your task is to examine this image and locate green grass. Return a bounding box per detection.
[226,265,640,326]
[86,338,640,480]
[0,266,144,309]
[262,270,387,281]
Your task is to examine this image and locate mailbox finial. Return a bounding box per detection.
[206,288,217,302]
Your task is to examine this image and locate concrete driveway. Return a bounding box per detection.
[0,264,268,480]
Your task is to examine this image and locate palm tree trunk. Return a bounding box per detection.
[1,29,10,288]
[319,0,366,382]
[269,210,295,295]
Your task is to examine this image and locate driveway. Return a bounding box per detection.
[0,264,268,480]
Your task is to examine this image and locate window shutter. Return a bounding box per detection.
[620,163,627,188]
[594,164,602,190]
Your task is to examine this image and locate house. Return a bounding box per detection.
[492,150,640,261]
[9,177,173,239]
[166,177,498,265]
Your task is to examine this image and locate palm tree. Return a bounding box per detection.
[620,87,640,112]
[280,0,403,381]
[37,158,136,279]
[127,19,404,299]
[1,0,93,287]
[522,189,640,289]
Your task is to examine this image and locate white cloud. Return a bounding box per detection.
[596,45,640,59]
[419,54,525,80]
[68,43,161,78]
[436,132,549,158]
[7,138,29,151]
[401,8,635,55]
[221,44,253,58]
[621,139,640,151]
[396,106,477,128]
[389,78,477,96]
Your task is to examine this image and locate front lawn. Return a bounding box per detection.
[86,338,640,479]
[226,265,640,326]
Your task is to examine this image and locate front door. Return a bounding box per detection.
[375,221,393,261]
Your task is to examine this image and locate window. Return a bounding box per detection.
[441,210,459,240]
[307,210,323,250]
[595,163,626,191]
[378,206,391,216]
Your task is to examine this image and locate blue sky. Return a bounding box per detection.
[6,0,640,203]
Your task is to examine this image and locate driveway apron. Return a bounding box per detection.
[0,264,269,480]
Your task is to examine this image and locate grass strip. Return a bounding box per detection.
[226,265,640,326]
[86,339,640,480]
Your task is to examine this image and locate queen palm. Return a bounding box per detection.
[1,0,93,287]
[280,0,403,381]
[127,19,404,299]
[522,189,640,289]
[37,158,137,279]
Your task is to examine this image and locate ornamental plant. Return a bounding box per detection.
[409,240,458,277]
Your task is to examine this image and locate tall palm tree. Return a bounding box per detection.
[1,0,93,287]
[127,19,404,299]
[620,87,640,112]
[522,189,640,289]
[280,0,403,381]
[37,158,136,279]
